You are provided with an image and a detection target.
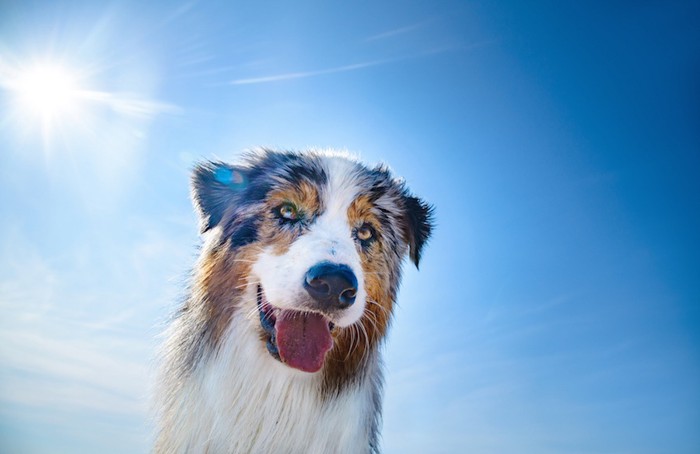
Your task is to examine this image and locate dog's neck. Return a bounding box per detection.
[158,311,384,453]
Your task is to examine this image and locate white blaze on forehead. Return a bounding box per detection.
[322,155,362,216]
[252,154,367,327]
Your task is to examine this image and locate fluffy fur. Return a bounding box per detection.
[155,149,433,453]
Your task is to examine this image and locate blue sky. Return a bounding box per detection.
[1,1,698,452]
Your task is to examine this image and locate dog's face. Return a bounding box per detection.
[191,150,432,374]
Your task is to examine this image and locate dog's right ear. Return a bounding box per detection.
[191,161,249,233]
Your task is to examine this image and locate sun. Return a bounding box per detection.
[14,63,81,120]
[1,56,177,153]
[0,60,92,149]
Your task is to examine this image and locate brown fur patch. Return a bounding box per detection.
[321,194,395,394]
[262,181,322,255]
[346,194,375,226]
[194,243,262,347]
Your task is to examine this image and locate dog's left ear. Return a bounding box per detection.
[402,194,434,268]
[191,161,249,233]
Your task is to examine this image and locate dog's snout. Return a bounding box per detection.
[304,262,358,310]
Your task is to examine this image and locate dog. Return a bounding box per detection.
[154,149,433,453]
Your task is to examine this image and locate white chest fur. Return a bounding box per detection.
[162,314,377,454]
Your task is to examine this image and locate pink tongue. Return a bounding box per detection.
[275,310,333,373]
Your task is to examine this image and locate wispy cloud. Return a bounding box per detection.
[0,262,145,420]
[162,1,196,25]
[0,328,149,415]
[78,89,183,118]
[364,19,435,42]
[230,48,455,86]
[231,60,389,85]
[0,221,192,421]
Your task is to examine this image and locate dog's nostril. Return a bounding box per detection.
[339,288,357,308]
[307,277,331,295]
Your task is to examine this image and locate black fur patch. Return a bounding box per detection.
[227,218,259,248]
[191,161,250,233]
[402,194,434,267]
[363,164,434,268]
[192,150,327,235]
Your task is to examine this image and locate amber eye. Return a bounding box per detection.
[278,202,298,221]
[356,223,375,241]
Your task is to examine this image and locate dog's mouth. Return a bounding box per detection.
[257,285,334,373]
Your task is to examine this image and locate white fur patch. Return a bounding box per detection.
[161,304,375,453]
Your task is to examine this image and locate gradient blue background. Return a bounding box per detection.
[1,1,698,452]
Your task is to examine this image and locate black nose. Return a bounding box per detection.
[304,262,358,310]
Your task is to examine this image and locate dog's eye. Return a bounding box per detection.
[277,202,298,221]
[356,223,375,242]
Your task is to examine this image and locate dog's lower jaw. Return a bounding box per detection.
[155,311,383,454]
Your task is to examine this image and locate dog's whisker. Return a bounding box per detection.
[343,327,354,362]
[362,309,380,334]
[366,299,390,317]
[229,280,260,291]
[243,305,261,321]
[348,324,360,361]
[357,319,371,366]
[352,325,358,359]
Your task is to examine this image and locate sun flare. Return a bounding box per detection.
[1,55,178,153]
[0,60,94,148]
[15,64,81,119]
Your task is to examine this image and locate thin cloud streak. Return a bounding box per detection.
[230,48,458,86]
[0,296,151,417]
[231,60,389,85]
[364,19,435,42]
[0,224,188,420]
[78,89,183,118]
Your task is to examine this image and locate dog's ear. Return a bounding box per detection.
[402,194,434,268]
[191,161,249,233]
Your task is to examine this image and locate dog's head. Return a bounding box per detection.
[191,149,433,373]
